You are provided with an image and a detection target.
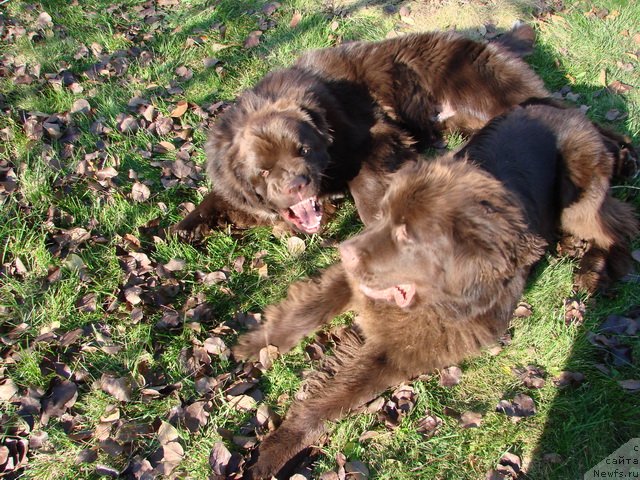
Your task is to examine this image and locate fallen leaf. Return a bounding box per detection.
[618,379,640,392]
[258,345,279,370]
[164,258,186,271]
[170,101,188,118]
[416,414,442,438]
[232,435,257,449]
[175,66,193,81]
[599,315,638,335]
[76,293,97,312]
[513,365,546,389]
[183,401,209,432]
[290,11,302,28]
[459,411,482,428]
[598,68,607,86]
[605,109,623,121]
[131,182,151,202]
[75,449,98,464]
[117,115,139,133]
[553,371,585,388]
[195,270,227,285]
[157,421,179,446]
[345,461,369,480]
[203,57,219,68]
[607,80,633,93]
[513,302,533,318]
[262,2,280,15]
[228,394,256,411]
[209,441,232,477]
[41,379,78,424]
[255,403,281,431]
[496,393,536,419]
[244,31,262,48]
[70,99,91,115]
[232,256,245,273]
[439,366,462,387]
[99,374,134,402]
[37,11,53,28]
[150,441,183,475]
[287,236,306,256]
[0,378,18,401]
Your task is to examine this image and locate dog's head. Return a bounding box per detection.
[339,157,547,309]
[206,86,333,233]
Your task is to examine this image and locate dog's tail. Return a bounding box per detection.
[491,23,536,57]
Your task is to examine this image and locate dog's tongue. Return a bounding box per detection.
[283,196,322,233]
[359,283,416,308]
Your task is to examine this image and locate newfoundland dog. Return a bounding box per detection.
[174,25,548,234]
[232,103,638,478]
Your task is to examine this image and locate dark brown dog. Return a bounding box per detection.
[233,104,637,478]
[174,25,548,234]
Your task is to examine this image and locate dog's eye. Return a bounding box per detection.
[299,146,311,156]
[259,169,270,178]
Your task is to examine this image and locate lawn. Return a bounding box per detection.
[0,0,639,479]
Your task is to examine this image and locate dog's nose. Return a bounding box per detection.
[339,242,359,270]
[287,175,310,195]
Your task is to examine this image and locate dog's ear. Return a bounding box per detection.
[451,196,547,288]
[477,198,547,270]
[300,106,333,145]
[204,108,260,210]
[490,23,536,58]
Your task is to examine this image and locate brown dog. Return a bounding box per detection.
[174,25,547,235]
[232,104,637,478]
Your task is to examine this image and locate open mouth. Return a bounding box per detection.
[359,283,416,308]
[280,196,323,234]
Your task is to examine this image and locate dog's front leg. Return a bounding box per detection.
[233,263,353,361]
[247,332,410,479]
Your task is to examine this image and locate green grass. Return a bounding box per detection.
[0,0,639,479]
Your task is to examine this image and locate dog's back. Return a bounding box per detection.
[456,108,562,242]
[457,103,638,291]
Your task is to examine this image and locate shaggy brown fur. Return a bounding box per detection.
[174,25,548,235]
[233,104,638,478]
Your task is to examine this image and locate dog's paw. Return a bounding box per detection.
[232,330,268,361]
[246,427,308,479]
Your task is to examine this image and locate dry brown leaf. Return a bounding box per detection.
[513,302,533,318]
[258,345,279,370]
[496,393,536,418]
[209,441,232,477]
[290,11,302,28]
[131,182,151,202]
[618,379,640,392]
[439,366,462,387]
[164,258,186,271]
[598,68,607,86]
[183,401,209,432]
[70,99,91,115]
[99,374,134,402]
[608,80,633,94]
[459,411,482,428]
[0,378,18,401]
[244,31,262,48]
[157,421,179,445]
[228,394,256,411]
[287,236,306,256]
[170,101,189,118]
